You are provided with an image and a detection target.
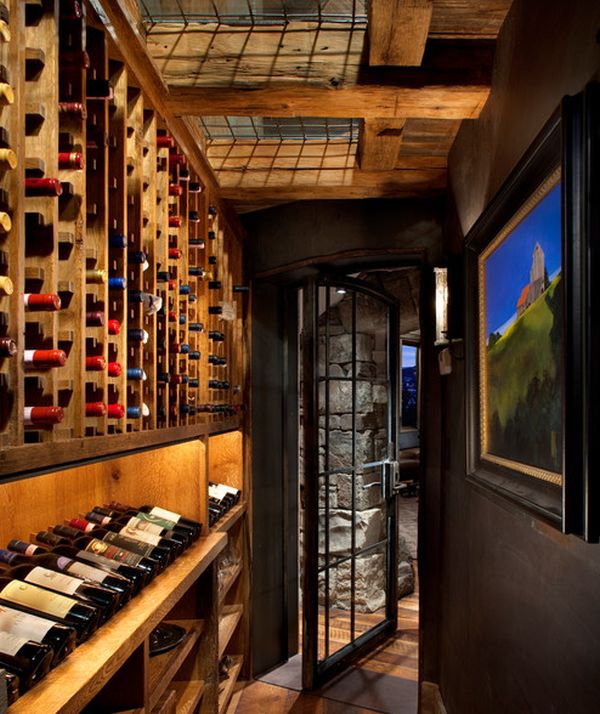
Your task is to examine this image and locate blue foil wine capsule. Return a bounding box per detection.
[179,284,190,295]
[129,251,148,264]
[127,405,141,418]
[127,367,147,380]
[189,378,199,388]
[108,276,127,290]
[189,294,197,303]
[179,314,186,324]
[188,322,204,332]
[109,231,128,249]
[189,267,205,277]
[188,351,200,360]
[128,328,149,343]
[157,372,169,383]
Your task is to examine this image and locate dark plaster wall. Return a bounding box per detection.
[243,198,444,276]
[442,1,600,712]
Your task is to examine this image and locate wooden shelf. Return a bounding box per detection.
[10,533,227,714]
[172,680,206,714]
[218,562,243,608]
[148,620,205,710]
[218,655,243,714]
[213,502,247,534]
[0,415,243,480]
[218,605,244,659]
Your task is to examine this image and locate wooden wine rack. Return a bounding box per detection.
[0,0,247,477]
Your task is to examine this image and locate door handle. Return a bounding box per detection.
[382,460,401,498]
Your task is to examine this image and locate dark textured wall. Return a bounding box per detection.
[441,1,600,712]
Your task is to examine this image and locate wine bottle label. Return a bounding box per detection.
[102,532,155,558]
[0,580,75,619]
[136,512,177,531]
[0,549,19,565]
[126,516,166,536]
[25,567,82,596]
[0,630,30,656]
[84,538,143,566]
[0,605,54,642]
[59,557,108,584]
[149,506,182,524]
[76,549,127,572]
[119,522,162,547]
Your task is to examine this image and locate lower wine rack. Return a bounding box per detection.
[9,532,227,713]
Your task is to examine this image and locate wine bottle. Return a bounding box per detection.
[85,356,106,371]
[171,343,190,354]
[168,184,182,196]
[169,374,188,385]
[188,323,204,332]
[67,535,161,578]
[188,351,200,360]
[189,378,199,388]
[107,363,122,378]
[179,168,190,181]
[106,404,125,418]
[92,507,195,546]
[208,205,217,217]
[86,311,105,327]
[208,230,216,240]
[0,148,16,170]
[179,284,190,295]
[0,276,12,295]
[24,407,64,427]
[24,293,61,311]
[209,306,223,315]
[109,232,127,249]
[126,404,150,419]
[58,102,87,119]
[132,504,202,540]
[5,543,132,607]
[58,152,84,170]
[168,247,182,259]
[0,337,16,357]
[86,269,107,284]
[4,670,20,705]
[168,154,186,167]
[0,603,76,666]
[108,276,127,290]
[108,319,121,335]
[128,328,149,344]
[0,579,100,643]
[0,557,120,623]
[60,0,82,20]
[65,521,172,568]
[209,331,225,341]
[156,134,174,149]
[189,181,202,193]
[33,534,147,593]
[208,255,217,265]
[188,266,207,277]
[0,211,12,233]
[24,349,66,369]
[188,210,200,223]
[85,402,106,417]
[208,280,221,290]
[0,631,53,693]
[86,512,189,550]
[188,238,205,248]
[126,368,146,381]
[209,380,230,390]
[25,178,62,197]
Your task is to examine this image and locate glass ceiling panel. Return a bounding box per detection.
[138,0,368,25]
[199,116,361,141]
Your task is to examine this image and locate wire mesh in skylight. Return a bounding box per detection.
[199,117,361,142]
[198,117,360,142]
[137,0,367,26]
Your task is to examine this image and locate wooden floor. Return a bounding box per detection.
[232,573,419,713]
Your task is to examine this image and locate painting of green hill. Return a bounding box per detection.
[486,275,561,473]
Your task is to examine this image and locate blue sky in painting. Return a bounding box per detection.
[402,344,417,368]
[485,182,561,337]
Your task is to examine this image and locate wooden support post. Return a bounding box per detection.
[370,0,434,66]
[359,118,407,170]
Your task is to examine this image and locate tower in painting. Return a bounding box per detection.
[516,242,547,317]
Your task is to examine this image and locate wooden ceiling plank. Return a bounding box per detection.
[167,84,490,120]
[359,118,407,170]
[368,1,433,66]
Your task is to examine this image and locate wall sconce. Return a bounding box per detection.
[434,267,449,346]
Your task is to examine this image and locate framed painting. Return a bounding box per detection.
[465,108,564,525]
[466,82,599,537]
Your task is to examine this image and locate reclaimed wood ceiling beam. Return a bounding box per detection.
[214,166,446,200]
[368,0,434,66]
[359,119,407,170]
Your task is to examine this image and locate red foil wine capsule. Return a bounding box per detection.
[107,362,122,377]
[85,356,106,371]
[24,349,67,368]
[85,402,106,417]
[107,319,121,335]
[23,293,62,311]
[107,403,125,419]
[24,406,64,426]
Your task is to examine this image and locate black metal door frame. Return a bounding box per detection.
[301,274,401,689]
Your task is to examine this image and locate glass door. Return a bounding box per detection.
[301,275,400,689]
